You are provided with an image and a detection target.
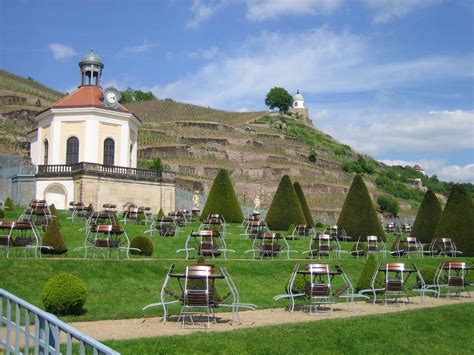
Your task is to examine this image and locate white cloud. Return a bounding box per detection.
[324,110,474,155]
[150,27,473,109]
[48,43,77,60]
[186,0,224,29]
[120,40,156,55]
[245,0,342,21]
[381,159,474,183]
[364,0,441,23]
[187,46,219,60]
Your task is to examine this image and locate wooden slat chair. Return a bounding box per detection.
[405,237,423,258]
[179,265,216,328]
[83,224,130,259]
[290,224,315,240]
[121,205,141,224]
[198,230,222,259]
[241,221,267,239]
[426,238,462,257]
[0,221,14,257]
[10,221,41,257]
[366,235,387,258]
[443,261,469,298]
[384,263,409,305]
[304,264,334,315]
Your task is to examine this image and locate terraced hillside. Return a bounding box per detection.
[0,69,439,220]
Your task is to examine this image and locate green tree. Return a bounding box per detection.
[265,87,293,112]
[200,169,244,223]
[434,184,474,256]
[411,189,442,244]
[377,195,400,217]
[266,175,306,230]
[149,157,163,171]
[308,148,317,163]
[293,181,314,227]
[120,87,155,105]
[337,175,385,240]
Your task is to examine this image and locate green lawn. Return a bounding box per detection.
[1,208,473,323]
[104,303,474,354]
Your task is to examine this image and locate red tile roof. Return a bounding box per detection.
[51,86,129,112]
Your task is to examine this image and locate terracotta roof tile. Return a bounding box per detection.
[51,86,129,112]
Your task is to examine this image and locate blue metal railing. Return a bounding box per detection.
[0,289,119,354]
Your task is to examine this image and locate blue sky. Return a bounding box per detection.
[1,0,473,182]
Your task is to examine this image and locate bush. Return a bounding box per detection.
[266,175,306,230]
[308,148,317,163]
[41,217,67,254]
[130,236,154,256]
[0,208,4,219]
[293,182,314,227]
[434,184,474,256]
[157,208,165,219]
[315,221,324,228]
[377,195,400,217]
[200,169,244,223]
[42,273,87,316]
[49,204,58,217]
[4,197,15,211]
[411,189,442,243]
[287,224,296,236]
[355,254,384,292]
[417,266,438,287]
[337,175,385,241]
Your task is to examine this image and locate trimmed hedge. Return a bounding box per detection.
[200,169,244,223]
[49,204,58,217]
[130,236,154,256]
[266,175,306,230]
[42,273,87,316]
[434,184,474,256]
[4,197,15,211]
[157,208,165,219]
[293,182,314,227]
[411,189,442,243]
[337,175,385,240]
[355,254,384,292]
[41,217,68,254]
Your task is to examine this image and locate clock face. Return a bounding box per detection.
[103,87,121,107]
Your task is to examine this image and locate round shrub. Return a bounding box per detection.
[42,273,87,316]
[130,236,154,256]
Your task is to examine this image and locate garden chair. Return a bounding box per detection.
[383,263,410,305]
[121,205,141,224]
[145,216,179,237]
[304,264,334,315]
[273,264,305,312]
[289,224,315,240]
[179,265,216,328]
[358,260,385,304]
[240,221,267,239]
[0,220,14,257]
[334,265,369,312]
[411,262,441,302]
[245,232,294,260]
[366,235,387,258]
[218,266,257,327]
[350,236,365,258]
[177,230,234,260]
[82,224,131,259]
[439,261,470,298]
[9,221,43,257]
[404,237,423,258]
[426,238,462,257]
[200,214,226,235]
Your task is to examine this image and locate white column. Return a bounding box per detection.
[51,120,61,164]
[120,123,130,167]
[84,118,99,163]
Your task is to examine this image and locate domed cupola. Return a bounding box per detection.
[79,50,104,86]
[293,89,305,108]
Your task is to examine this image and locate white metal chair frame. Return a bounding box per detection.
[244,233,296,260]
[273,264,306,312]
[176,230,235,260]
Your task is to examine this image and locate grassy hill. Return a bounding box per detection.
[1,69,465,219]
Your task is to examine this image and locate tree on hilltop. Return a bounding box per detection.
[266,175,306,230]
[337,174,385,240]
[411,189,442,244]
[265,87,293,112]
[200,169,244,223]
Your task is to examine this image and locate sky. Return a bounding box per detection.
[1,0,473,183]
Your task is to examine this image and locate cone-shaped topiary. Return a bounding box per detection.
[355,254,384,292]
[42,272,87,316]
[42,217,68,254]
[130,236,154,256]
[157,208,165,219]
[411,189,442,244]
[434,184,474,256]
[200,169,244,223]
[337,174,385,240]
[49,203,58,217]
[266,175,306,230]
[293,182,314,227]
[4,197,15,211]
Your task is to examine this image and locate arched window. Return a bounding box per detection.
[66,137,79,165]
[43,139,49,165]
[103,138,115,166]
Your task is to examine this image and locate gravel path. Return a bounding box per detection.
[69,294,473,341]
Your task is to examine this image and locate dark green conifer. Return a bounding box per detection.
[411,189,442,243]
[434,184,474,256]
[42,217,68,254]
[337,174,385,240]
[200,169,244,223]
[293,182,314,227]
[266,175,306,230]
